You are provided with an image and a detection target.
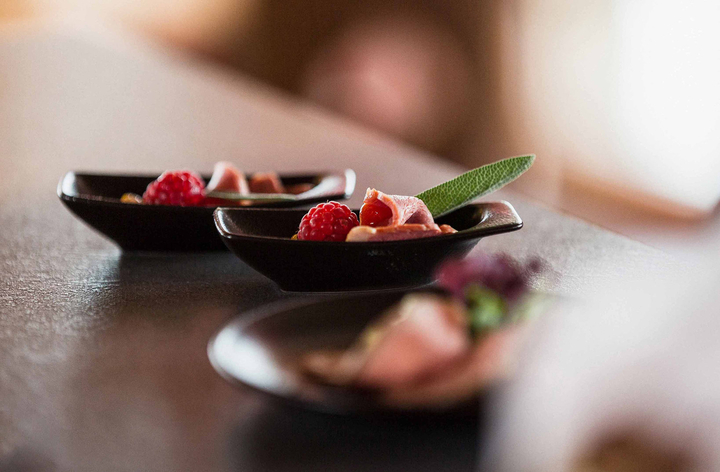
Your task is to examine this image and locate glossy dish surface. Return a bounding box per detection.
[58,169,355,251]
[215,201,522,291]
[208,292,486,417]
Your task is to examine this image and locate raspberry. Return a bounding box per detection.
[143,170,206,206]
[359,199,394,227]
[297,202,359,241]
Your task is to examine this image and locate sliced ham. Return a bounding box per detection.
[301,292,524,409]
[285,183,314,195]
[360,188,435,226]
[345,223,457,242]
[356,294,472,388]
[206,161,249,194]
[302,294,471,389]
[249,172,285,194]
[346,224,442,242]
[379,327,522,409]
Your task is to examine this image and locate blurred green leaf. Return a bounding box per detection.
[465,285,507,335]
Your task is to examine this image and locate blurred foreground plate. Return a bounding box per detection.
[208,292,488,417]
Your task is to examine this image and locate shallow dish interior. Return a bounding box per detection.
[215,202,518,242]
[60,169,355,207]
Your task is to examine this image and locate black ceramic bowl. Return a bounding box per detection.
[58,170,355,251]
[214,201,522,291]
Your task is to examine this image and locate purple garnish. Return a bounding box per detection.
[436,253,542,303]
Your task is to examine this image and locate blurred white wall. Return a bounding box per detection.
[488,0,720,217]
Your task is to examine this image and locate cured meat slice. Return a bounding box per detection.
[302,294,471,388]
[345,224,443,242]
[206,162,249,194]
[379,327,521,408]
[249,172,285,194]
[285,183,314,195]
[355,294,471,388]
[359,188,435,227]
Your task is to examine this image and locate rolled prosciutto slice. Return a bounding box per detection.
[359,188,435,227]
[346,224,457,242]
[249,172,285,194]
[206,161,249,194]
[302,294,471,388]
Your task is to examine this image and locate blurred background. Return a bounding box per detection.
[1,0,719,248]
[2,4,720,471]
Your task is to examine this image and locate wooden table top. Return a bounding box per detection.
[0,22,676,472]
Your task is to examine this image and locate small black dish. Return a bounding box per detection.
[208,292,481,417]
[214,201,522,292]
[58,169,355,251]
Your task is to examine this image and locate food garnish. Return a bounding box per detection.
[295,154,535,242]
[124,162,302,206]
[142,170,206,206]
[416,154,535,218]
[300,253,544,407]
[437,253,542,334]
[297,201,359,241]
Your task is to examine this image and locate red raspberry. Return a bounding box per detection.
[143,170,206,206]
[297,202,359,241]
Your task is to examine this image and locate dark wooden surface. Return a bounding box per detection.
[0,23,675,472]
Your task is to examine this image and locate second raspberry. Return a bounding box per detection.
[143,170,206,206]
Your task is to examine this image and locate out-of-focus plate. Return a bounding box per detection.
[208,292,483,417]
[58,169,355,251]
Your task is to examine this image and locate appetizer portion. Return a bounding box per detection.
[347,188,456,242]
[295,189,457,242]
[121,162,304,207]
[301,253,543,408]
[293,154,536,242]
[303,293,471,388]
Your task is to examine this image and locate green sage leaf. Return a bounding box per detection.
[415,154,535,217]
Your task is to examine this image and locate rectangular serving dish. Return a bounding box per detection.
[215,202,522,291]
[58,169,355,251]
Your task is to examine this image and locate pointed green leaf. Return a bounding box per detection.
[415,155,535,217]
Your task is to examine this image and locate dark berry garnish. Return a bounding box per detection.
[436,253,542,303]
[436,253,543,335]
[143,170,205,206]
[298,202,359,241]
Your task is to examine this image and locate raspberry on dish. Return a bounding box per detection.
[297,202,359,241]
[142,170,206,206]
